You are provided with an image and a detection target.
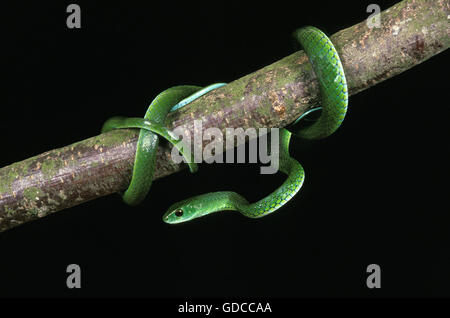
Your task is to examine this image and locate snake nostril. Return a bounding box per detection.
[174,209,183,217]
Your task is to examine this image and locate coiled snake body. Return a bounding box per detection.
[102,26,348,224]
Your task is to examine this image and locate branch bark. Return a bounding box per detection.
[1,0,449,232]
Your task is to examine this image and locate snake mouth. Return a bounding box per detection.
[162,213,171,223]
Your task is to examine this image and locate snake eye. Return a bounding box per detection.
[174,209,183,217]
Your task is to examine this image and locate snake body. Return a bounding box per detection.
[101,85,220,205]
[102,26,348,224]
[163,129,304,223]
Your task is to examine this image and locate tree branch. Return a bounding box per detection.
[1,0,449,232]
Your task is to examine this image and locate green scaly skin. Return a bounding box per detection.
[163,26,348,224]
[163,129,304,223]
[102,26,348,224]
[102,85,222,205]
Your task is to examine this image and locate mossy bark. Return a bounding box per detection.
[1,0,449,232]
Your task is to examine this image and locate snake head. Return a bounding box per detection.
[163,192,229,224]
[162,197,204,224]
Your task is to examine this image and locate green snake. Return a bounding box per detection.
[102,26,348,224]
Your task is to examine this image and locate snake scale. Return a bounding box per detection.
[101,26,348,224]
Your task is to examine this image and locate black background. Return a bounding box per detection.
[1,0,449,299]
